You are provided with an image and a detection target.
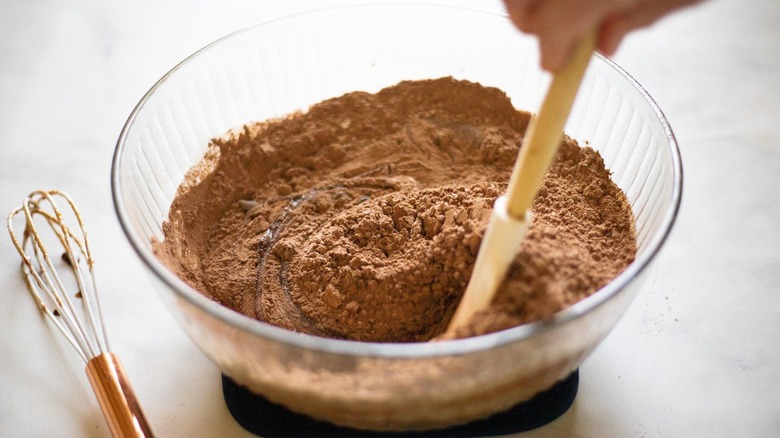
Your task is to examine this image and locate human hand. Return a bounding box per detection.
[504,0,703,72]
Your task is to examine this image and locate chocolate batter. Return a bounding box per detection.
[153,77,636,342]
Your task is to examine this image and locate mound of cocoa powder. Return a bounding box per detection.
[153,77,636,342]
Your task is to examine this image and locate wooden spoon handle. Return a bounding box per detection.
[505,33,597,219]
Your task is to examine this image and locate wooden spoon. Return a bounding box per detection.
[446,34,597,334]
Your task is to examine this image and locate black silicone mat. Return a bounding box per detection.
[222,369,578,437]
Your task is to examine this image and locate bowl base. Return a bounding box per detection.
[221,370,578,436]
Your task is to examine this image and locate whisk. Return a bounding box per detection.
[7,190,153,438]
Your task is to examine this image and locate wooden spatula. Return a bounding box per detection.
[446,34,597,334]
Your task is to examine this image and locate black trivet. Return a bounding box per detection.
[222,369,578,437]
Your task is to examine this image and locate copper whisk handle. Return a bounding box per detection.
[85,353,154,438]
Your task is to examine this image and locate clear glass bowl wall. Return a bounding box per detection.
[112,4,681,431]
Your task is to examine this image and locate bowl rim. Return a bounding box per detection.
[111,2,683,358]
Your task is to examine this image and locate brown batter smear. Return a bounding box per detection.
[153,77,636,342]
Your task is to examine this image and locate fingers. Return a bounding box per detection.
[598,0,704,56]
[503,0,703,72]
[504,0,537,32]
[529,0,617,71]
[505,0,636,71]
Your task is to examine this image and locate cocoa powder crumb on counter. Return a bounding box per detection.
[153,77,636,342]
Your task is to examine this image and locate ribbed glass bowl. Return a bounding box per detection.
[112,3,681,431]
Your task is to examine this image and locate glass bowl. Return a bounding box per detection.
[111,3,681,431]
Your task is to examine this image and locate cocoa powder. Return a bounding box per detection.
[153,77,636,342]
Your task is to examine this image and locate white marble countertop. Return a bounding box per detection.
[1,0,778,436]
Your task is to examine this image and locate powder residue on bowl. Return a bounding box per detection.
[153,77,636,342]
